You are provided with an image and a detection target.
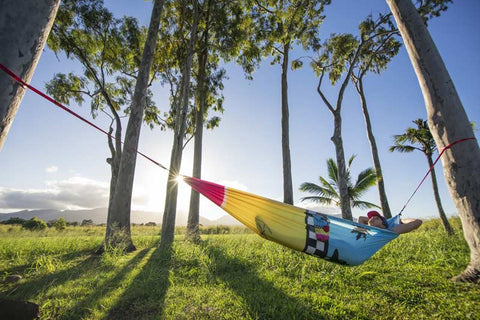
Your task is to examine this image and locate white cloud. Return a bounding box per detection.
[0,177,111,210]
[45,166,58,173]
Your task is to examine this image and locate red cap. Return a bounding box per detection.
[367,210,387,227]
[367,210,382,219]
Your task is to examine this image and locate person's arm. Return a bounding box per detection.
[392,218,422,234]
[358,216,369,225]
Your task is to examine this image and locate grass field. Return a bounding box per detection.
[1,218,479,319]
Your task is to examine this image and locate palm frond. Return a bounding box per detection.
[354,168,377,191]
[301,155,376,210]
[347,154,356,169]
[389,144,416,153]
[319,176,339,198]
[299,182,336,198]
[300,196,334,205]
[352,200,381,209]
[326,158,338,183]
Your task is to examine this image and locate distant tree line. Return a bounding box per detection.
[0,217,249,235]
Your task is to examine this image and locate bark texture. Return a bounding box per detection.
[0,0,61,151]
[426,154,454,235]
[186,46,207,243]
[281,42,294,205]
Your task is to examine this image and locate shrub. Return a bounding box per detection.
[23,217,47,231]
[53,218,66,231]
[81,219,94,226]
[1,217,26,226]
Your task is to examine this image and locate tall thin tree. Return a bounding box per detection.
[252,0,330,204]
[108,0,165,252]
[311,33,362,221]
[387,0,479,282]
[185,0,261,241]
[161,0,200,250]
[46,0,161,252]
[352,13,401,218]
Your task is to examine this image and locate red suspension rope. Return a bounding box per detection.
[397,137,476,215]
[0,62,169,172]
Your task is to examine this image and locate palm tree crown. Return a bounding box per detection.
[389,119,436,155]
[299,155,379,209]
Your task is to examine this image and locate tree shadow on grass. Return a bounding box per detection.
[0,254,99,301]
[202,243,323,319]
[105,246,172,320]
[0,248,96,281]
[62,247,153,320]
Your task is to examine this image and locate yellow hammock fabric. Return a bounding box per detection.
[183,176,399,266]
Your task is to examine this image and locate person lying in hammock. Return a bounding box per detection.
[358,210,422,234]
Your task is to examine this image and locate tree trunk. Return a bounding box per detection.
[103,124,122,252]
[0,0,60,151]
[426,154,454,235]
[160,0,199,251]
[332,112,353,221]
[186,41,208,243]
[106,0,165,252]
[281,42,293,205]
[185,105,203,242]
[387,0,480,283]
[355,78,392,218]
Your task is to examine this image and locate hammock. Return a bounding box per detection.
[1,63,474,266]
[183,176,399,266]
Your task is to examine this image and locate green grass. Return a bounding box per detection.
[1,218,479,319]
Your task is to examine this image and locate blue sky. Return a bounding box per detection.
[0,0,479,223]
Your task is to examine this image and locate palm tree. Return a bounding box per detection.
[389,119,454,235]
[300,155,379,210]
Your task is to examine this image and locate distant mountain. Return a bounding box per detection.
[0,208,242,226]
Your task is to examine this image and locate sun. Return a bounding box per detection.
[175,175,185,183]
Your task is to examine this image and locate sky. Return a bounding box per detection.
[0,0,479,224]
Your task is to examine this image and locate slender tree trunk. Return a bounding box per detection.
[355,78,392,218]
[106,0,165,252]
[332,112,352,221]
[186,44,208,243]
[281,42,293,205]
[161,0,199,251]
[317,65,357,221]
[387,0,480,282]
[104,126,122,251]
[426,154,454,235]
[0,0,60,151]
[105,129,117,243]
[185,103,203,242]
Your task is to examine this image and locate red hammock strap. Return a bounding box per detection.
[398,136,476,215]
[0,63,169,172]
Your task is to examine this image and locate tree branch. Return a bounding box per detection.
[254,0,275,14]
[317,71,335,114]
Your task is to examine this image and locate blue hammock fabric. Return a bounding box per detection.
[184,176,400,266]
[304,212,401,265]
